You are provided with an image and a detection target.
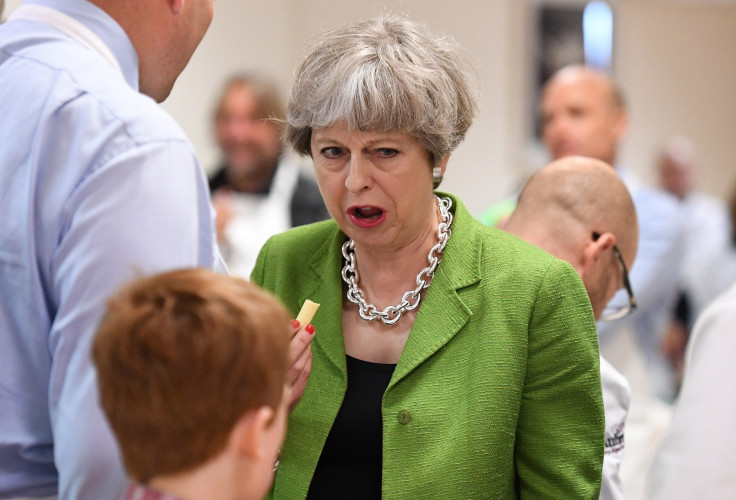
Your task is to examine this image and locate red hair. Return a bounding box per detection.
[93,268,290,482]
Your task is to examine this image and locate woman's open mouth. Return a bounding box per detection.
[348,206,387,228]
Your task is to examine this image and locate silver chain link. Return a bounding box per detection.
[341,195,453,325]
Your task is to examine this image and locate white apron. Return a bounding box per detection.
[221,161,299,279]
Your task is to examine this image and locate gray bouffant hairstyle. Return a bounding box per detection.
[285,13,480,167]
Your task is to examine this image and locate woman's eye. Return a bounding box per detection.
[376,148,398,157]
[320,147,342,158]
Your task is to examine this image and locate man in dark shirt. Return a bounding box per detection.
[209,73,329,277]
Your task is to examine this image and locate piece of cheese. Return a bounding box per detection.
[296,299,320,325]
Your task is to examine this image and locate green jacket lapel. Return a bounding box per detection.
[307,225,349,375]
[390,194,482,387]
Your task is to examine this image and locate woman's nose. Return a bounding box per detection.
[345,156,372,192]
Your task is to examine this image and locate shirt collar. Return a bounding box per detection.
[123,481,185,500]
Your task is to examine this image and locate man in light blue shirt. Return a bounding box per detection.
[538,65,684,500]
[0,0,218,497]
[478,66,685,404]
[538,65,685,404]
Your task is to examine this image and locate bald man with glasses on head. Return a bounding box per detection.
[503,155,638,500]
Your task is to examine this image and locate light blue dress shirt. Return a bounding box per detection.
[0,0,222,497]
[598,167,685,402]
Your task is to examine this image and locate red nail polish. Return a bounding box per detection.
[305,324,315,335]
[291,319,300,329]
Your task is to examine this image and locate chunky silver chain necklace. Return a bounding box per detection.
[341,195,453,325]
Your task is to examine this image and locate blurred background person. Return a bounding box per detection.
[658,134,732,318]
[253,13,605,499]
[504,156,639,500]
[656,134,734,391]
[94,269,291,500]
[209,73,329,278]
[537,65,685,500]
[648,279,736,499]
[481,65,684,400]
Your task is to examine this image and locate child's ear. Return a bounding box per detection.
[168,0,184,15]
[230,406,275,460]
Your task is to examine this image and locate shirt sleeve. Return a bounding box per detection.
[48,140,216,499]
[515,259,605,499]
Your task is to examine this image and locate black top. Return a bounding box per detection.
[208,162,329,228]
[307,355,396,500]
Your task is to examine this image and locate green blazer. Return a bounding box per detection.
[252,193,604,499]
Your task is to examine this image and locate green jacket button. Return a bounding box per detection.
[398,409,412,425]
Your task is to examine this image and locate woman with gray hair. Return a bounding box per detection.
[252,13,604,499]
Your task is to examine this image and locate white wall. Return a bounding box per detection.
[618,0,736,199]
[171,0,736,213]
[4,0,736,212]
[163,0,528,215]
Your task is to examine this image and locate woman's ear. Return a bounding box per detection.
[432,155,450,189]
[439,155,450,177]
